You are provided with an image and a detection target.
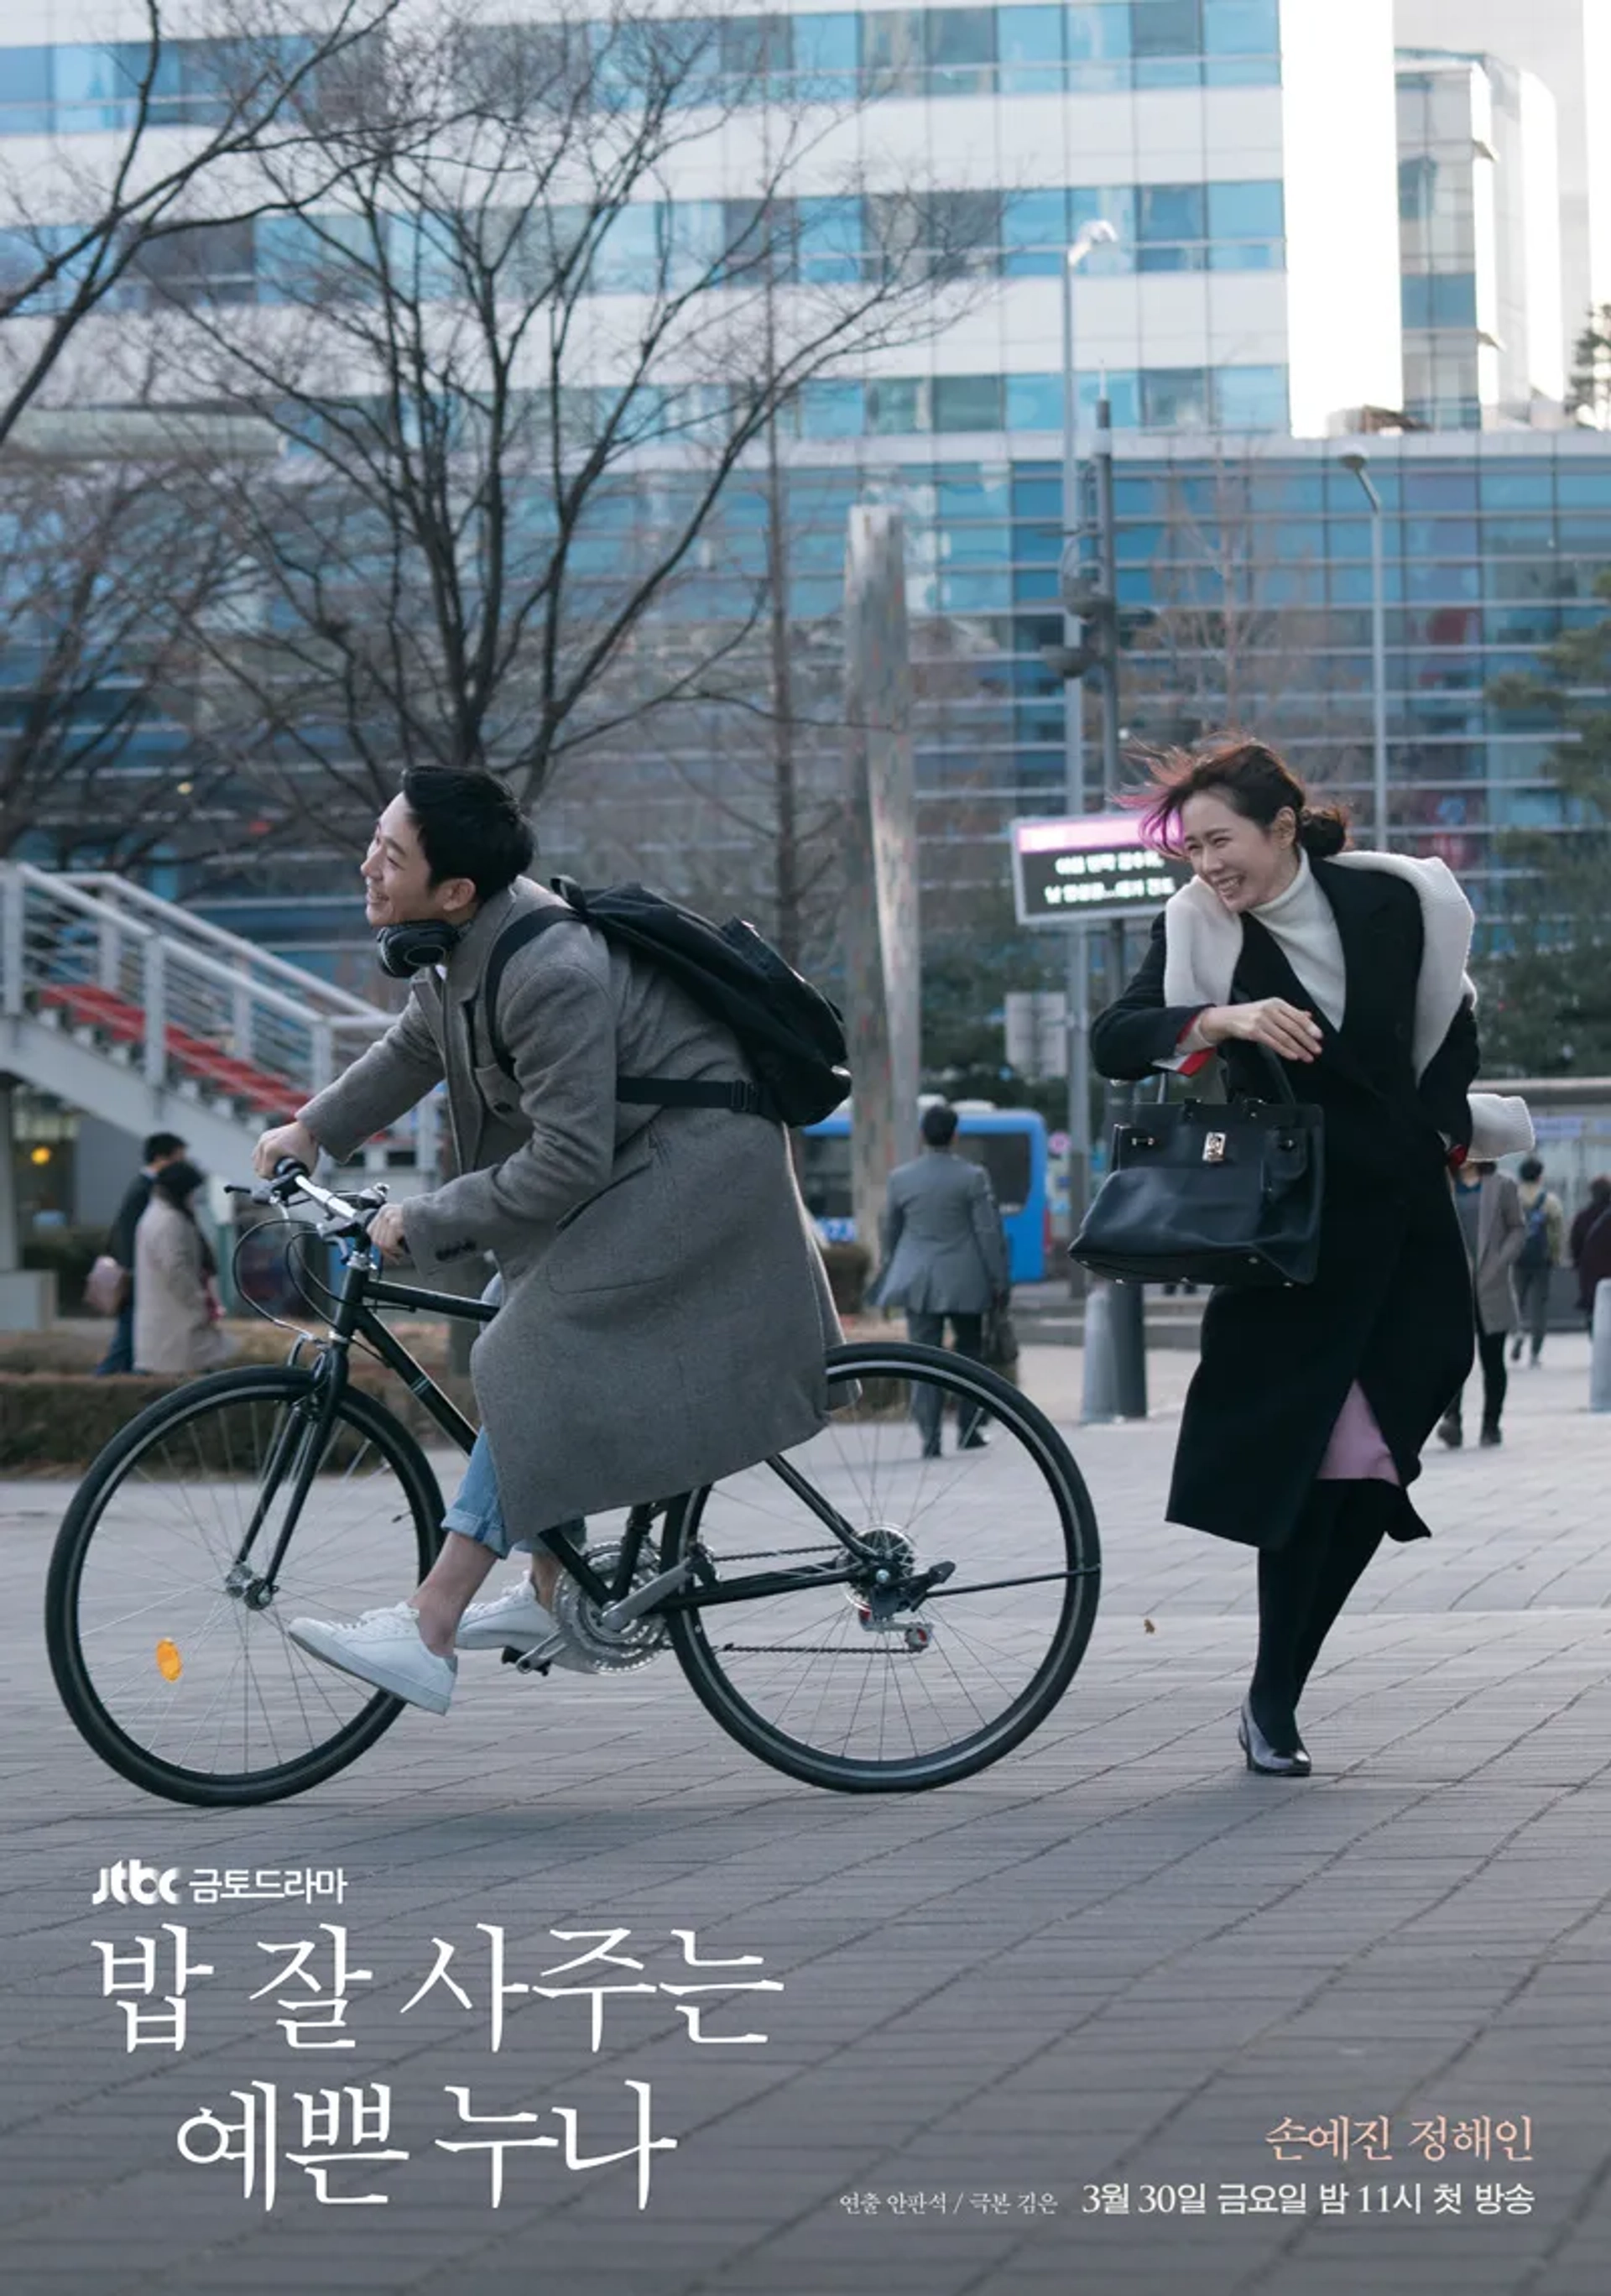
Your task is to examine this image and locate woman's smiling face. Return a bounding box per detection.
[1178,791,1299,913]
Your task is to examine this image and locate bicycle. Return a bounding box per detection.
[46,1165,1101,1808]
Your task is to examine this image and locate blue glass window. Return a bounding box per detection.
[1480,468,1552,508]
[0,47,53,133]
[1132,0,1202,88]
[1001,189,1067,277]
[1069,185,1134,269]
[800,379,864,436]
[664,199,724,290]
[863,11,925,95]
[927,8,996,93]
[793,13,859,101]
[1138,183,1206,270]
[54,44,129,133]
[1556,468,1611,507]
[1202,0,1279,81]
[867,377,925,433]
[1207,179,1283,267]
[1006,373,1065,429]
[797,196,863,283]
[1212,366,1287,430]
[999,7,1064,93]
[934,374,1005,430]
[1142,368,1210,430]
[589,203,660,294]
[1402,272,1478,329]
[1065,4,1131,91]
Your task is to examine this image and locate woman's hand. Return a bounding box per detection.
[1197,999,1324,1064]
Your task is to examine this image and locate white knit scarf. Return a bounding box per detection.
[1160,851,1533,1161]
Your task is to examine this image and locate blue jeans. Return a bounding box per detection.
[95,1298,134,1377]
[440,1430,584,1561]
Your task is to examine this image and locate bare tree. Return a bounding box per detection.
[0,0,409,447]
[150,1,998,869]
[0,417,252,866]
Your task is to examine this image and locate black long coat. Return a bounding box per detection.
[1090,859,1480,1551]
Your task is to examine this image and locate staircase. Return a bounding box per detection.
[0,862,439,1185]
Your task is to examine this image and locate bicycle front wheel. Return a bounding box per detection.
[46,1366,444,1808]
[662,1341,1100,1792]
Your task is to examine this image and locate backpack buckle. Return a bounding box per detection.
[727,1079,764,1114]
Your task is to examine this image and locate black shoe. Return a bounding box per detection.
[1238,1695,1311,1777]
[920,1436,942,1460]
[957,1428,990,1451]
[1480,1423,1502,1447]
[1437,1415,1463,1449]
[1509,1338,1524,1365]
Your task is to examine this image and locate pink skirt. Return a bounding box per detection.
[1317,1381,1400,1485]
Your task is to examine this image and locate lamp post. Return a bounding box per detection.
[1340,449,1389,849]
[1059,218,1117,1272]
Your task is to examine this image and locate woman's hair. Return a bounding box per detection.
[152,1159,206,1210]
[1128,733,1351,861]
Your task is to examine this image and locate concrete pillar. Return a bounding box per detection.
[842,504,919,1270]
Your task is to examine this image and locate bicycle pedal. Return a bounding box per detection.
[500,1645,552,1676]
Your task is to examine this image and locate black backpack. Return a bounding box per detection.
[482,878,850,1127]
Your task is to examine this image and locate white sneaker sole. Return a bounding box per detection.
[286,1620,455,1715]
[456,1604,551,1654]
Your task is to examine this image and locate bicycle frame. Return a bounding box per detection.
[234,1195,891,1625]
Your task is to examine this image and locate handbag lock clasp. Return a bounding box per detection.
[1202,1131,1228,1164]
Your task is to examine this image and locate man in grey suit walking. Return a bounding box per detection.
[873,1103,1011,1457]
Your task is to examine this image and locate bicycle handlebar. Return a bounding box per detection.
[227,1159,390,1245]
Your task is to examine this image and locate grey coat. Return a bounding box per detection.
[871,1149,1010,1315]
[1458,1169,1525,1336]
[299,879,842,1532]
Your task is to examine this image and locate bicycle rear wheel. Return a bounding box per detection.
[46,1366,444,1807]
[661,1341,1100,1792]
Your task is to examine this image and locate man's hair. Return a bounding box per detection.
[1519,1155,1544,1182]
[143,1131,187,1163]
[920,1103,959,1147]
[399,766,534,900]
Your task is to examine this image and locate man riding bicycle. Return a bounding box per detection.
[256,767,842,1714]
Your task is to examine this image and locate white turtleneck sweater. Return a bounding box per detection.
[1175,848,1344,1057]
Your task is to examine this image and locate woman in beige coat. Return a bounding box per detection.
[133,1161,230,1376]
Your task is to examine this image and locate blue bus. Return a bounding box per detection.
[798,1104,1051,1283]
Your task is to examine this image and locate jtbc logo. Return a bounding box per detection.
[91,1859,182,1907]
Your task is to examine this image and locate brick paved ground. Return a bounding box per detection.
[3,1329,1610,2296]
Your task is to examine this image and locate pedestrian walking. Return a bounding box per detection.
[869,1103,1011,1456]
[1510,1155,1564,1367]
[1091,735,1531,1779]
[91,1131,189,1375]
[132,1160,230,1376]
[1572,1176,1611,1326]
[1438,1161,1524,1448]
[1578,1175,1611,1322]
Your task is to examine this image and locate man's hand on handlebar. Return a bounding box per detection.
[368,1203,409,1264]
[253,1119,319,1180]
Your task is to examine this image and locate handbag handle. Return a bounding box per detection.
[1150,992,1300,1107]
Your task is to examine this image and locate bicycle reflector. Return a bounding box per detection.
[155,1639,182,1683]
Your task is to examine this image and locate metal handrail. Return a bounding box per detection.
[61,870,383,1017]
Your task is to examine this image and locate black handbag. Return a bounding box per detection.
[1071,1047,1324,1290]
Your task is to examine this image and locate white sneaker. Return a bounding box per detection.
[456,1578,551,1652]
[456,1575,602,1674]
[287,1603,456,1714]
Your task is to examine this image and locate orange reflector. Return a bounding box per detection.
[156,1639,182,1683]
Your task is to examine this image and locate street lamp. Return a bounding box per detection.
[1340,448,1389,850]
[1059,217,1117,1276]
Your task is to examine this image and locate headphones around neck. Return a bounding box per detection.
[374,920,464,978]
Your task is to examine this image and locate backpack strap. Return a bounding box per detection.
[482,902,775,1115]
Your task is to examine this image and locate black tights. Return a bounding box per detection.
[1249,1483,1389,1747]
